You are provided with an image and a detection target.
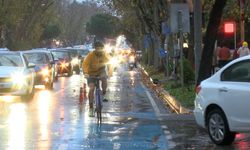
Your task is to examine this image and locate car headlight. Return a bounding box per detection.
[109,57,119,65]
[71,58,79,65]
[129,56,135,62]
[11,72,26,87]
[42,69,49,76]
[61,62,70,68]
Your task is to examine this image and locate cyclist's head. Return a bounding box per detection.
[243,41,248,47]
[94,41,104,51]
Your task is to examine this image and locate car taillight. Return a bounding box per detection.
[195,85,201,94]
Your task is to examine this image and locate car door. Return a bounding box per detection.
[22,54,35,89]
[219,60,250,130]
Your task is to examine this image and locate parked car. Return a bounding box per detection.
[194,55,250,145]
[49,49,73,77]
[62,48,81,74]
[0,51,35,100]
[74,48,89,69]
[0,48,10,51]
[22,50,54,89]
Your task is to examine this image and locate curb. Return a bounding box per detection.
[139,65,192,114]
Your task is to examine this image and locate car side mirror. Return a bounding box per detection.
[28,63,36,68]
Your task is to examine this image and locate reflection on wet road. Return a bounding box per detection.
[0,67,169,150]
[0,66,250,150]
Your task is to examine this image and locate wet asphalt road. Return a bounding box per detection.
[0,66,250,150]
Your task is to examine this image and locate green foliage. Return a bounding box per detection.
[42,24,61,40]
[164,81,195,109]
[86,13,121,39]
[183,59,195,84]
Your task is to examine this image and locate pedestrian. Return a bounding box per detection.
[237,41,250,57]
[217,44,230,68]
[212,45,220,74]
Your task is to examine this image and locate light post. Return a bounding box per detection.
[239,0,246,42]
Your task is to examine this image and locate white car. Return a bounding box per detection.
[0,51,35,100]
[0,48,9,51]
[194,55,250,145]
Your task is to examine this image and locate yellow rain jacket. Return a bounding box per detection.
[83,51,112,77]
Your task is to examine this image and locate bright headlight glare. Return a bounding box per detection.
[71,58,78,65]
[42,69,49,76]
[129,56,135,62]
[11,72,26,86]
[109,57,119,66]
[61,62,69,68]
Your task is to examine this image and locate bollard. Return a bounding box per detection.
[83,83,87,100]
[79,87,83,103]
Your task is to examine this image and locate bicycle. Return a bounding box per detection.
[93,77,102,124]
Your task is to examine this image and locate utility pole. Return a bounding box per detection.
[240,0,246,42]
[177,11,184,88]
[194,0,202,84]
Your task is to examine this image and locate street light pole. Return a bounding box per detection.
[240,0,245,42]
[194,0,202,84]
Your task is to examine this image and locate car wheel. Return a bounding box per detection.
[21,86,34,101]
[45,82,53,90]
[207,109,236,145]
[67,70,72,77]
[76,67,80,75]
[54,75,58,81]
[50,82,54,90]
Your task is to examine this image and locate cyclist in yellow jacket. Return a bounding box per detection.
[83,41,111,117]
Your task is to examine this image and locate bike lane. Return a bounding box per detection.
[57,69,171,150]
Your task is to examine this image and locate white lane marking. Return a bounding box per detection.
[164,130,171,134]
[141,82,161,117]
[161,125,168,129]
[58,144,68,150]
[140,81,176,149]
[146,91,160,116]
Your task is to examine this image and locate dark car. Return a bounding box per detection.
[22,50,54,89]
[74,48,89,69]
[62,48,81,74]
[50,49,73,77]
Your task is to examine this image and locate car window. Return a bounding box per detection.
[23,53,49,65]
[221,60,250,82]
[0,54,24,67]
[78,50,89,56]
[64,49,78,57]
[52,51,70,59]
[47,52,53,61]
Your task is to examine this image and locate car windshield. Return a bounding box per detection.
[63,49,78,57]
[0,53,23,67]
[78,50,89,56]
[23,53,49,65]
[52,51,70,59]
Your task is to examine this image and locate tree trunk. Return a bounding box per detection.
[197,0,227,85]
[149,33,155,66]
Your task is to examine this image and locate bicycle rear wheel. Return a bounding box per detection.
[95,87,102,124]
[96,108,102,124]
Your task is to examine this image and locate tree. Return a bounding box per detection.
[0,0,56,50]
[57,1,104,46]
[197,0,228,85]
[86,13,121,40]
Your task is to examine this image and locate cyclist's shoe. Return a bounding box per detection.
[103,98,108,102]
[88,108,94,117]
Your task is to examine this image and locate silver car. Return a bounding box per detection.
[0,51,35,100]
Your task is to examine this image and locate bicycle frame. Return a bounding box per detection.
[95,78,102,124]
